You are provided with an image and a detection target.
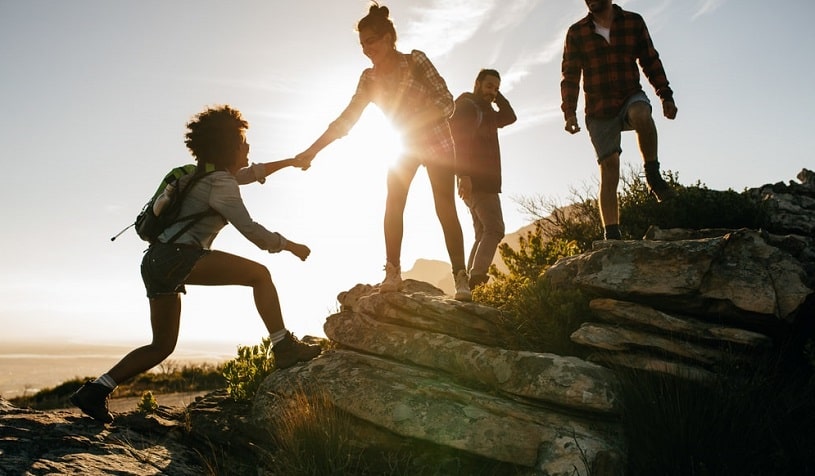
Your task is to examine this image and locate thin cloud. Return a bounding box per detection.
[398,0,497,57]
[502,34,564,91]
[488,0,542,31]
[693,0,726,20]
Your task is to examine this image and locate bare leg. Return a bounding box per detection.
[598,153,621,227]
[427,163,466,272]
[185,250,285,333]
[384,159,419,267]
[107,294,181,384]
[627,101,658,164]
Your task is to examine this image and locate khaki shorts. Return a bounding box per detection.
[586,91,651,163]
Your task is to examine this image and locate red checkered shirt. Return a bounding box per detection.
[561,5,674,120]
[328,49,455,164]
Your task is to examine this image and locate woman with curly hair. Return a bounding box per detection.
[294,2,472,301]
[71,105,321,423]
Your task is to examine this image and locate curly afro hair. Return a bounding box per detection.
[184,105,248,169]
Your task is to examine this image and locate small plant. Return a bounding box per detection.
[474,226,589,355]
[221,337,276,402]
[269,387,364,474]
[136,390,159,414]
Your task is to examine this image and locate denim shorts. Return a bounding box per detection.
[141,243,209,299]
[586,91,651,163]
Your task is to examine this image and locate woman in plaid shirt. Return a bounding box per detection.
[294,2,471,301]
[561,0,678,240]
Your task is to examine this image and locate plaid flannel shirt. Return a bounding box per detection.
[328,49,455,163]
[561,4,674,119]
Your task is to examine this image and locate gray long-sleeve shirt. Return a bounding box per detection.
[158,163,288,252]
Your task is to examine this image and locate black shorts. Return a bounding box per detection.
[141,243,209,299]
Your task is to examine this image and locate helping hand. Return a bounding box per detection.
[293,151,316,171]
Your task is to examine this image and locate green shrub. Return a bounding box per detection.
[221,337,276,402]
[475,233,589,356]
[618,170,764,239]
[136,390,159,414]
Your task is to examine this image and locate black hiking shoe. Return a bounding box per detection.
[273,332,322,369]
[604,225,622,240]
[70,381,114,423]
[468,273,489,289]
[647,174,676,202]
[644,160,675,203]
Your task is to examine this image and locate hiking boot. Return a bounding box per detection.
[469,273,489,289]
[647,175,675,202]
[273,332,322,369]
[604,224,622,240]
[379,262,402,293]
[644,161,675,203]
[454,269,472,302]
[70,381,114,423]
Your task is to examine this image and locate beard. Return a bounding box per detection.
[586,0,611,14]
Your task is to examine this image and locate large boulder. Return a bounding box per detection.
[253,280,626,474]
[544,229,811,327]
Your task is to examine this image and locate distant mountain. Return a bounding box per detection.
[402,258,455,295]
[403,203,584,284]
[401,222,538,291]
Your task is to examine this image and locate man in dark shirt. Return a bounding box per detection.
[451,69,517,288]
[561,0,677,240]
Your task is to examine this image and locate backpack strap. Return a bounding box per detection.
[161,170,220,245]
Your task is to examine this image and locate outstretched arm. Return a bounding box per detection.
[295,70,372,170]
[294,131,339,170]
[235,159,300,185]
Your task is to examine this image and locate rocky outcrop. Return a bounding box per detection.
[3,170,813,475]
[250,171,815,473]
[747,168,815,237]
[546,216,812,382]
[253,280,626,475]
[0,391,266,476]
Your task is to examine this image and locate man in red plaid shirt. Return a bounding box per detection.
[561,0,678,240]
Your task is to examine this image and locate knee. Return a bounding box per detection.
[484,219,505,240]
[253,265,273,285]
[151,339,177,359]
[628,103,654,129]
[599,154,620,178]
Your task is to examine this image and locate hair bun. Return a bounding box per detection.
[369,4,389,19]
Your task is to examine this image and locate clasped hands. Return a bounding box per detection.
[290,151,316,171]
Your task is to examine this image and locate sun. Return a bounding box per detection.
[341,107,404,171]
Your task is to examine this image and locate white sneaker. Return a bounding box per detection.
[454,269,472,301]
[379,262,402,293]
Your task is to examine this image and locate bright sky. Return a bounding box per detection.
[1,1,812,350]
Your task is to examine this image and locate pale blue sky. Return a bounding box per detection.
[1,0,812,348]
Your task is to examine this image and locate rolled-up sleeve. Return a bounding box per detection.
[234,163,271,185]
[327,71,372,139]
[208,174,288,253]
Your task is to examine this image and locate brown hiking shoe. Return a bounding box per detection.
[273,332,322,369]
[70,380,114,423]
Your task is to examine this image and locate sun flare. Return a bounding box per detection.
[344,108,404,170]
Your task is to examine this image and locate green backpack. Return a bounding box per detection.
[111,163,217,244]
